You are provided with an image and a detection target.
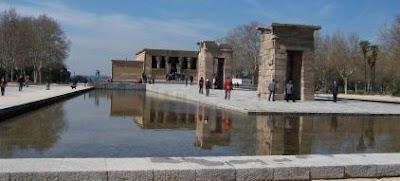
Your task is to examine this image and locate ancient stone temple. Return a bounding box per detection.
[197,41,233,89]
[138,49,198,81]
[257,23,321,100]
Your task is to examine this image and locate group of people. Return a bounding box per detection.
[267,79,340,102]
[0,75,30,96]
[267,79,296,102]
[198,77,233,100]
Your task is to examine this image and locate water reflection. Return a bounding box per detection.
[103,90,400,155]
[256,115,400,155]
[0,104,66,157]
[1,90,400,158]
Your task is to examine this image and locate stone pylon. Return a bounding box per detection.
[257,23,321,100]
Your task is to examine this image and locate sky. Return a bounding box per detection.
[0,0,399,76]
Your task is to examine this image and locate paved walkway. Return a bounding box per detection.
[316,178,400,181]
[147,84,400,115]
[0,84,92,110]
[317,93,400,104]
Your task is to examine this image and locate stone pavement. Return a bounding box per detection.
[316,178,400,181]
[1,153,400,180]
[317,93,400,104]
[147,84,400,115]
[0,84,92,110]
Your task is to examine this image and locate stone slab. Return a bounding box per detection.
[59,158,107,181]
[106,158,153,181]
[0,154,400,180]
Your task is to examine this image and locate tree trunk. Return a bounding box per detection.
[10,69,14,82]
[38,70,42,84]
[364,62,367,93]
[33,65,37,83]
[344,78,348,95]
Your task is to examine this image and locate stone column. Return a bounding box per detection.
[178,57,183,74]
[165,56,170,74]
[156,56,161,69]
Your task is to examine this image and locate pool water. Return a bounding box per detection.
[0,90,399,158]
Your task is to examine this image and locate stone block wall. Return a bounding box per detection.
[112,60,143,81]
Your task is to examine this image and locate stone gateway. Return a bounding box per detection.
[197,41,233,89]
[257,23,321,100]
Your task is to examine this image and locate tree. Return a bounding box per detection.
[221,22,260,84]
[0,8,19,81]
[331,32,357,94]
[359,40,371,92]
[368,45,379,92]
[0,8,70,83]
[379,16,400,95]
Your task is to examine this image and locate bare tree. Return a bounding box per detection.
[222,22,260,84]
[0,9,19,81]
[0,8,70,83]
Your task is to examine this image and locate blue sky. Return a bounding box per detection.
[1,0,399,75]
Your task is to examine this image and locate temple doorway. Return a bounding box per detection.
[214,58,225,89]
[286,51,302,100]
[169,57,178,74]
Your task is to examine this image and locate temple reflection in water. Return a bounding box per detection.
[1,90,400,158]
[105,90,400,155]
[107,90,231,149]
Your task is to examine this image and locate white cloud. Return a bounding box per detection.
[0,1,226,75]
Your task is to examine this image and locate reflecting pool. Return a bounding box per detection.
[0,90,400,158]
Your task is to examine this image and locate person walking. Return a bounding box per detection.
[190,76,193,85]
[285,80,296,102]
[332,80,339,102]
[18,75,24,91]
[224,77,233,100]
[205,79,212,96]
[268,79,276,101]
[0,77,6,96]
[199,77,204,94]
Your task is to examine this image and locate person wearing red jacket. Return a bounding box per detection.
[224,77,233,100]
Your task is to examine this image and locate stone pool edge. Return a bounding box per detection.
[0,153,399,180]
[145,86,400,116]
[0,87,94,121]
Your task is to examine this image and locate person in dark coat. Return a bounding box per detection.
[332,80,339,102]
[205,79,212,96]
[0,77,6,96]
[285,80,295,102]
[18,75,24,91]
[199,77,204,94]
[267,79,276,101]
[190,76,193,85]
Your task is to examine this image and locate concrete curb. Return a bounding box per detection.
[316,94,400,104]
[1,154,400,180]
[0,87,94,121]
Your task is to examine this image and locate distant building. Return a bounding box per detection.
[137,48,199,81]
[111,43,233,83]
[111,48,199,82]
